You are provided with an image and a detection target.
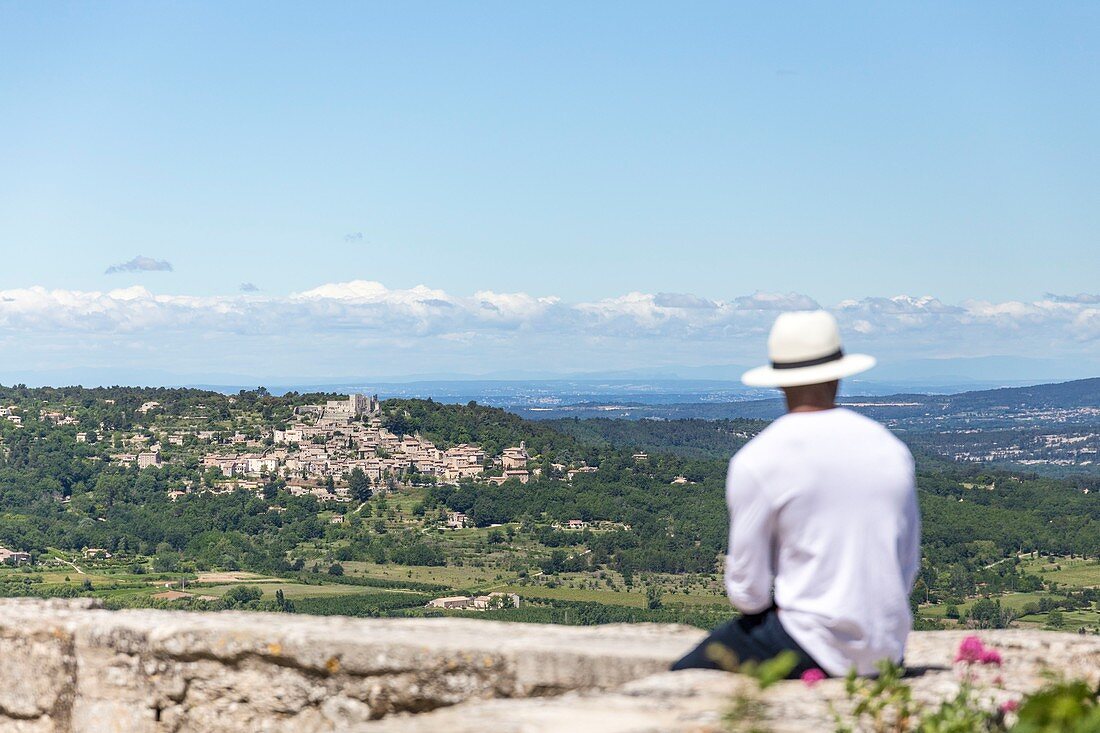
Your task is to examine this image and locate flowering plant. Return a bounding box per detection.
[826,637,1097,733]
[801,668,827,688]
[724,636,1100,733]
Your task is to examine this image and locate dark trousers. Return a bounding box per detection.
[670,607,822,678]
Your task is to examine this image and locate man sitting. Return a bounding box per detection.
[672,310,920,678]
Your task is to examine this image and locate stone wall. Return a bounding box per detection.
[0,599,1096,732]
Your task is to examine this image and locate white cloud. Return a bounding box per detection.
[576,292,670,326]
[104,255,173,274]
[731,291,820,311]
[474,291,560,323]
[0,282,1097,377]
[836,295,961,315]
[1044,292,1100,305]
[962,296,1100,341]
[653,292,717,310]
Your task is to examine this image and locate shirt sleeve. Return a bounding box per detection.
[898,454,921,591]
[723,455,775,614]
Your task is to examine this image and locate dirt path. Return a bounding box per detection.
[195,571,273,583]
[57,558,85,575]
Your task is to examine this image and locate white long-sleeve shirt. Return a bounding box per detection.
[724,407,920,677]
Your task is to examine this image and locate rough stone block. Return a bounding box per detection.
[0,599,1095,733]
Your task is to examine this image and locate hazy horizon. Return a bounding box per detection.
[2,355,1095,397]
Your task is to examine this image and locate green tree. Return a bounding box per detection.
[262,476,285,501]
[1048,609,1065,629]
[348,468,372,504]
[274,588,295,612]
[223,585,262,608]
[152,543,179,573]
[966,598,1012,629]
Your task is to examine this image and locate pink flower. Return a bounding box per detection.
[801,668,826,687]
[999,699,1020,714]
[980,648,1002,666]
[955,635,985,664]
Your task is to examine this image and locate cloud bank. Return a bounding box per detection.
[0,281,1097,378]
[104,256,174,274]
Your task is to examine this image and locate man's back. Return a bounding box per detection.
[724,407,919,676]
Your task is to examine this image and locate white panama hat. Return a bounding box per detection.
[741,310,876,388]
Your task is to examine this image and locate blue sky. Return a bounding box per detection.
[1,3,1098,383]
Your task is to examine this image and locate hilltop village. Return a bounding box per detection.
[1,392,601,516]
[106,395,545,501]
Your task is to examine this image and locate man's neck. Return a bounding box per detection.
[780,380,840,414]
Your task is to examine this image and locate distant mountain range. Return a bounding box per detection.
[527,377,1100,476]
[919,376,1100,410]
[511,377,1100,423]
